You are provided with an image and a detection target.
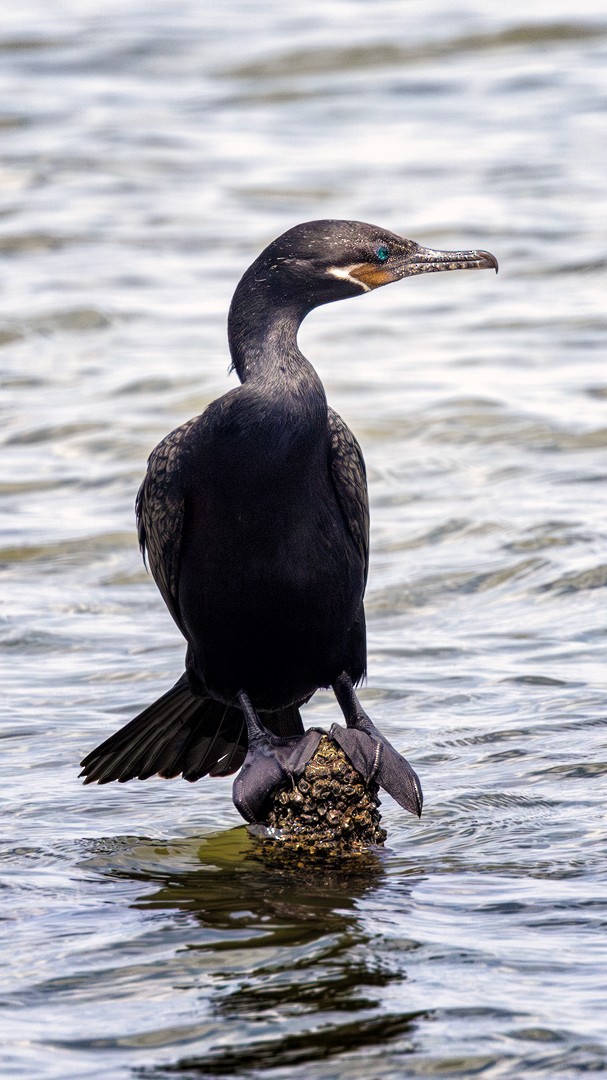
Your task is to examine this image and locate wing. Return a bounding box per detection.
[135,416,199,631]
[327,406,370,585]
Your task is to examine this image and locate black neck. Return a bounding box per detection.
[227,264,320,392]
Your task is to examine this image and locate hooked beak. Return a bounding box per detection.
[346,242,498,291]
[401,243,499,278]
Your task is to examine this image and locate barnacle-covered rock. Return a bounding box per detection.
[253,734,387,858]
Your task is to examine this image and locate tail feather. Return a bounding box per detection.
[171,711,248,780]
[81,677,195,784]
[208,720,246,777]
[181,701,237,782]
[80,674,303,786]
[133,693,212,781]
[154,711,221,780]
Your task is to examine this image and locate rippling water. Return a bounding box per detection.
[2,1,606,1077]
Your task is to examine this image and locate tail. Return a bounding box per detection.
[79,674,304,785]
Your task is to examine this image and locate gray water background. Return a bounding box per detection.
[1,1,606,1077]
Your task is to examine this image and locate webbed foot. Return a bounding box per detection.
[232,691,323,823]
[332,673,423,818]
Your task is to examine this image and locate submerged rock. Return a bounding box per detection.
[252,734,387,857]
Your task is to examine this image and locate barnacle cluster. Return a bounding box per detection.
[261,734,386,855]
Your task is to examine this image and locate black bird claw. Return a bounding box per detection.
[232,727,324,824]
[329,722,423,818]
[331,673,423,817]
[232,687,422,824]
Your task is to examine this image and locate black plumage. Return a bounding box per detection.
[81,219,497,820]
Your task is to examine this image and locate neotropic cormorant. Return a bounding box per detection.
[81,220,497,823]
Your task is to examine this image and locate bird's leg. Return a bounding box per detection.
[232,691,323,824]
[330,672,423,817]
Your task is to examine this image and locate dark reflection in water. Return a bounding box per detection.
[153,1013,425,1077]
[83,829,428,1078]
[122,828,387,938]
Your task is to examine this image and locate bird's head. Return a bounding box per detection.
[253,218,498,309]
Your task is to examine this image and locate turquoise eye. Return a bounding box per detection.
[376,245,390,263]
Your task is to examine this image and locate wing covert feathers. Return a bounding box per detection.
[136,417,199,629]
[327,406,370,583]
